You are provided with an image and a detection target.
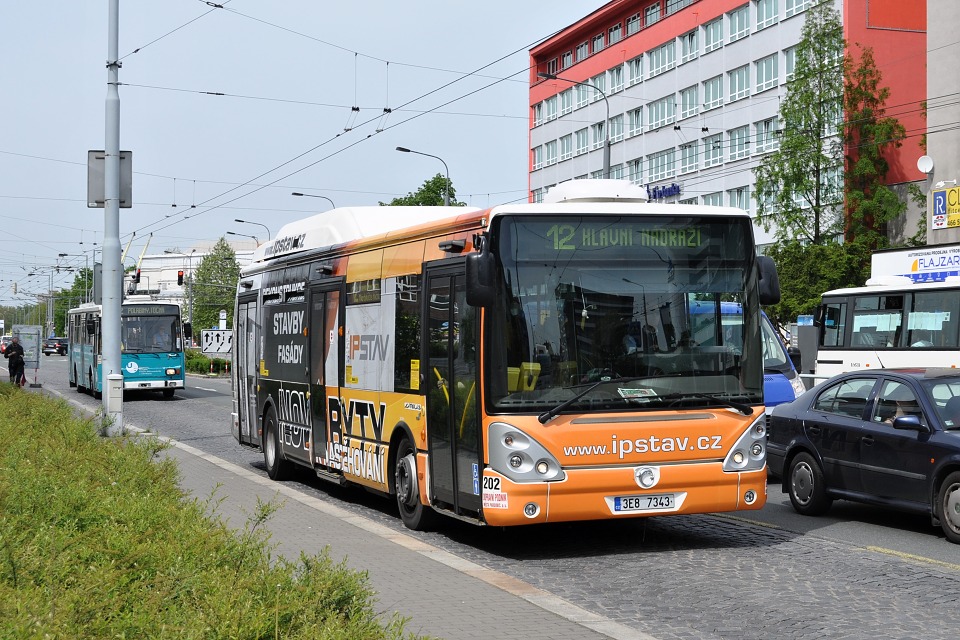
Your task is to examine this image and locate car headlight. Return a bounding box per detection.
[488,422,565,483]
[722,413,766,472]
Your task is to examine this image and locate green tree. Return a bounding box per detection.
[754,0,845,245]
[380,173,466,206]
[53,267,95,333]
[191,238,240,331]
[843,45,907,250]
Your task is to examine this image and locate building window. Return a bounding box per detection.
[544,140,558,166]
[728,125,750,160]
[728,5,750,43]
[591,74,606,100]
[703,133,723,167]
[561,51,573,69]
[704,18,723,53]
[703,75,723,110]
[609,23,622,45]
[592,121,606,150]
[647,147,677,182]
[532,188,544,203]
[628,56,643,86]
[575,128,589,156]
[560,89,573,116]
[648,41,676,78]
[576,84,591,109]
[823,98,843,137]
[544,96,558,121]
[785,0,811,19]
[728,65,749,102]
[755,0,778,31]
[629,158,643,184]
[532,102,543,127]
[679,197,697,205]
[546,58,558,76]
[667,0,695,15]
[560,134,573,161]
[532,145,543,170]
[680,30,698,64]
[784,46,796,81]
[755,116,780,152]
[680,142,698,173]
[627,13,641,36]
[645,2,661,27]
[728,186,750,210]
[609,65,624,93]
[590,169,604,179]
[680,85,699,119]
[592,33,605,53]
[609,164,624,179]
[647,94,677,131]
[609,114,624,143]
[703,192,723,206]
[755,53,778,93]
[628,108,644,136]
[576,41,590,62]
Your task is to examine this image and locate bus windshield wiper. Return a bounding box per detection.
[538,379,607,424]
[658,392,753,416]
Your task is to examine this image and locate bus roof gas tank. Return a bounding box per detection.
[543,179,649,204]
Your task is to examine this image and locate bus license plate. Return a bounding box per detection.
[614,494,674,512]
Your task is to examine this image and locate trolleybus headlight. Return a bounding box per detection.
[165,367,180,376]
[488,422,565,483]
[723,413,767,472]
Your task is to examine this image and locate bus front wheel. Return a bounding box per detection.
[394,436,436,531]
[162,388,175,399]
[263,406,291,481]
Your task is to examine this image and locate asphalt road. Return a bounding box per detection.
[23,355,960,640]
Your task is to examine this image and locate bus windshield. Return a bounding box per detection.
[485,215,763,413]
[121,313,182,353]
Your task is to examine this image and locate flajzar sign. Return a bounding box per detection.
[201,329,233,355]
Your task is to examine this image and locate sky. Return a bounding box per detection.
[0,0,598,305]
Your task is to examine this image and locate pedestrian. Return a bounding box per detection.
[4,335,25,387]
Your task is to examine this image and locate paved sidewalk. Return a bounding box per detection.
[157,437,651,640]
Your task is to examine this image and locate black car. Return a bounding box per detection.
[767,368,960,543]
[42,337,68,356]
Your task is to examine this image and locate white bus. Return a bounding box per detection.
[816,276,960,378]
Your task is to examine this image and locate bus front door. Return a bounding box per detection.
[309,282,342,469]
[424,263,481,518]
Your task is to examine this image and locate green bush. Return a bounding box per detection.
[0,385,423,639]
[185,348,230,375]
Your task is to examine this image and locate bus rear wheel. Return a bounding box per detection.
[394,436,436,531]
[263,406,291,481]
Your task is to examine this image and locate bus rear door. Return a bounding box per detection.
[309,281,342,467]
[236,296,260,447]
[424,262,482,518]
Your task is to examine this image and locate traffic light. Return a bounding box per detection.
[177,270,184,286]
[134,269,141,284]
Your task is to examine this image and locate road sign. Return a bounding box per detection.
[201,329,233,355]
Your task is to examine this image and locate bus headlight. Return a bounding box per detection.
[722,413,766,472]
[489,422,565,483]
[165,367,180,376]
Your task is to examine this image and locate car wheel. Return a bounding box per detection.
[262,406,291,481]
[394,435,437,531]
[788,451,833,516]
[936,471,960,544]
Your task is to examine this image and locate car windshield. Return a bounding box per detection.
[484,214,763,414]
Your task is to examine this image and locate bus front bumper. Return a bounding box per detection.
[479,463,767,526]
[123,379,184,390]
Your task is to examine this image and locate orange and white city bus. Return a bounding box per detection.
[230,180,780,530]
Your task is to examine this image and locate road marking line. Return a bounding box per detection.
[194,386,217,391]
[865,546,960,572]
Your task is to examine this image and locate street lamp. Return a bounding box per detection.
[226,230,259,245]
[395,147,450,206]
[291,192,336,209]
[538,72,610,179]
[234,219,271,240]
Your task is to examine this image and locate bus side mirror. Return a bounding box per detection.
[466,252,496,307]
[183,321,192,339]
[85,319,96,336]
[757,256,781,305]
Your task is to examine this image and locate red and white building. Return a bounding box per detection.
[528,0,926,245]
